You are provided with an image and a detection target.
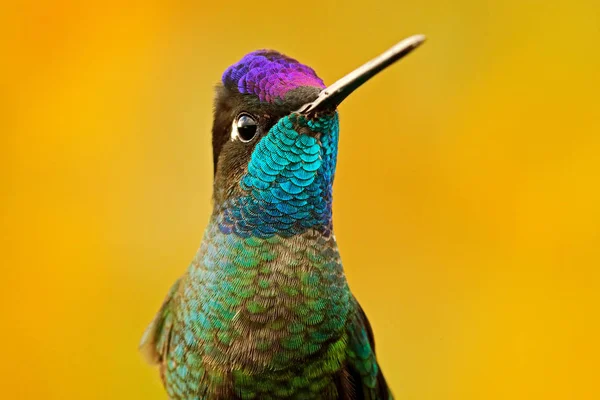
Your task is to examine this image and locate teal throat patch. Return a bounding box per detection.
[219,113,339,238]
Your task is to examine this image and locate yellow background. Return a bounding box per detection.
[2,1,599,399]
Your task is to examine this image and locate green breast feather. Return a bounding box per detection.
[140,223,389,399]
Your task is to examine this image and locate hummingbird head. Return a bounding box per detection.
[210,36,426,238]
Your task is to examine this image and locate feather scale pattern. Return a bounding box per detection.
[222,51,325,103]
[219,113,338,238]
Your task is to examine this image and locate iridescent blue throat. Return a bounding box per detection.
[219,113,339,238]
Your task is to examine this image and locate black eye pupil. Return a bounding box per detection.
[237,114,258,142]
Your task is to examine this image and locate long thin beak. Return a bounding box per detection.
[297,34,426,116]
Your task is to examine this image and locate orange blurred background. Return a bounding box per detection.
[2,1,599,399]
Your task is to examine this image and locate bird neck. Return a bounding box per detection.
[186,221,352,370]
[213,194,333,238]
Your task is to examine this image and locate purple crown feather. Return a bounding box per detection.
[222,50,325,103]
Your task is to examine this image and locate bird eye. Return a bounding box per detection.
[232,113,258,142]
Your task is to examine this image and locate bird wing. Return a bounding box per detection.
[139,278,181,374]
[336,298,392,400]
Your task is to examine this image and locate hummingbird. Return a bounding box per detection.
[140,34,426,399]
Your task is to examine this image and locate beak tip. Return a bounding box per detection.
[413,34,427,44]
[413,34,427,47]
[397,34,427,54]
[298,33,427,116]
